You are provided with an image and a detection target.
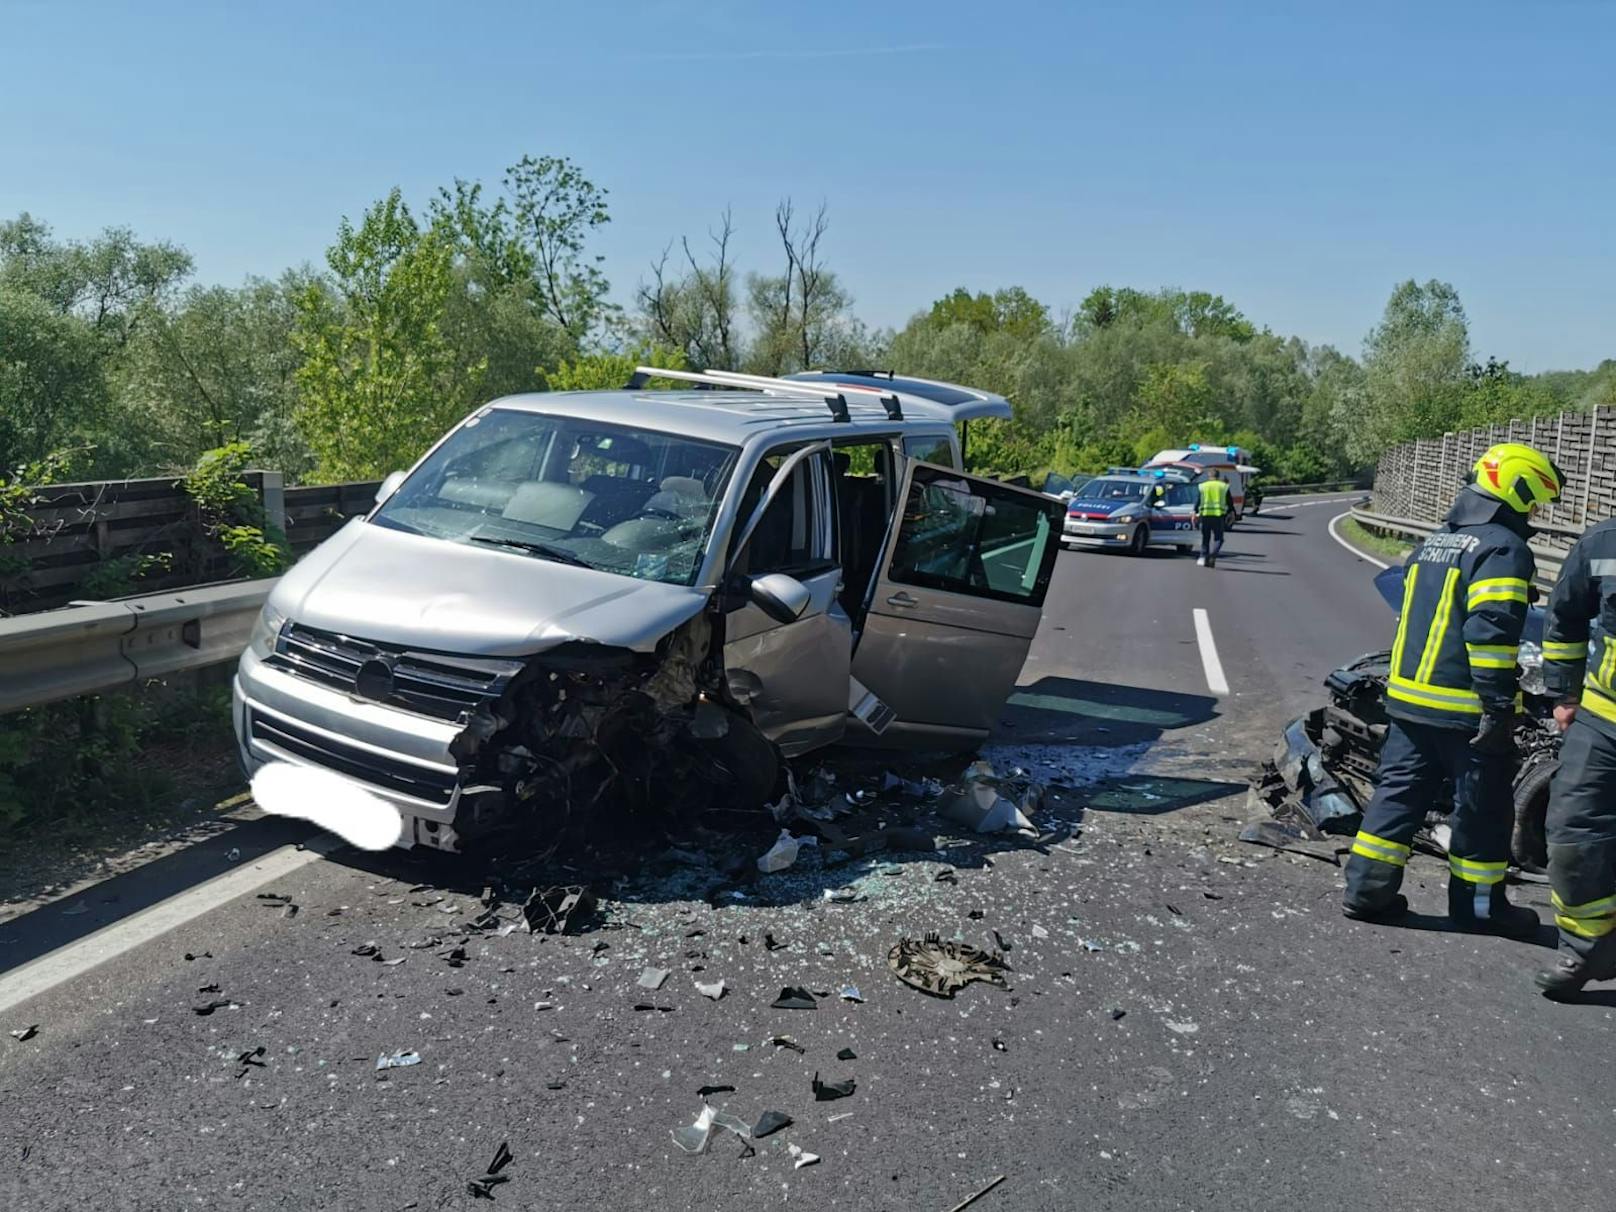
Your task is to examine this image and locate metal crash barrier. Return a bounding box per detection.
[0,580,274,715]
[1349,507,1570,587]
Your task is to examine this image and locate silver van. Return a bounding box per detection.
[233,369,1064,850]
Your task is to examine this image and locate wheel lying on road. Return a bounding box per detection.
[1511,751,1559,874]
[1127,524,1149,556]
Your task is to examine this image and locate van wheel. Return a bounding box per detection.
[1127,525,1149,556]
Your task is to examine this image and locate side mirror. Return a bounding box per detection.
[749,572,811,625]
[375,470,407,505]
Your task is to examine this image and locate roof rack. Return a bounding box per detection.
[628,366,902,423]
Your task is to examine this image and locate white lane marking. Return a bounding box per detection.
[1327,510,1392,570]
[1192,608,1231,697]
[0,833,331,1017]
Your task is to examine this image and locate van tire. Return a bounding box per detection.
[1510,751,1557,873]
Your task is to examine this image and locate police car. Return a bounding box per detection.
[1061,467,1199,555]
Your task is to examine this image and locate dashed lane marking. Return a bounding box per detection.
[1192,607,1230,697]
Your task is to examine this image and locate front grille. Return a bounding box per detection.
[249,712,459,806]
[265,623,525,722]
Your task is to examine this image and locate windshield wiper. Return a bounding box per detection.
[466,535,591,567]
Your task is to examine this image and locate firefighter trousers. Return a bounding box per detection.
[1343,718,1516,916]
[1546,718,1616,965]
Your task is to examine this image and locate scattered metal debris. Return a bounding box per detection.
[888,935,1011,999]
[376,1050,422,1071]
[941,760,1043,835]
[1237,819,1342,864]
[467,1141,514,1200]
[8,1025,39,1042]
[522,885,597,935]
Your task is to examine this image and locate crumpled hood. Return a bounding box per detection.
[268,520,709,656]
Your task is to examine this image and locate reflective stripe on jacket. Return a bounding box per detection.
[1543,517,1616,740]
[1197,479,1231,517]
[1384,487,1535,729]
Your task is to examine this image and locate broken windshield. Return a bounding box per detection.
[372,408,739,586]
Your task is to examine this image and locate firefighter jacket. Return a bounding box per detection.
[1196,479,1230,516]
[1385,487,1535,728]
[1543,517,1616,740]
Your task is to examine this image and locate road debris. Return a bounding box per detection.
[235,1046,267,1078]
[812,1072,856,1101]
[672,1104,752,1155]
[697,1084,736,1098]
[467,1141,514,1200]
[771,986,817,1010]
[941,760,1043,835]
[753,1110,793,1138]
[522,885,597,934]
[192,1000,234,1016]
[788,1143,820,1169]
[948,1174,1007,1211]
[836,1047,857,1061]
[888,935,1011,999]
[763,933,786,951]
[375,1050,422,1070]
[9,1025,39,1042]
[770,1036,806,1054]
[839,985,863,1003]
[695,980,726,1001]
[757,830,806,873]
[351,943,381,959]
[1237,819,1342,863]
[637,967,671,991]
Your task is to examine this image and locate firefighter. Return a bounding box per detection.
[1195,470,1231,567]
[1534,515,1616,999]
[1342,442,1564,935]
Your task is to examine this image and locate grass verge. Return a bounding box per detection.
[1339,516,1414,563]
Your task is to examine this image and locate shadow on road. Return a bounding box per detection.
[996,675,1219,746]
[0,815,312,978]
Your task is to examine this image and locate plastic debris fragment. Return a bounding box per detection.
[887,934,1011,999]
[770,1035,806,1054]
[940,761,1043,835]
[788,1143,821,1169]
[467,1141,514,1200]
[9,1025,39,1042]
[839,985,863,1003]
[673,1104,751,1154]
[757,830,804,874]
[836,1047,857,1061]
[375,1050,421,1070]
[638,968,671,991]
[753,1110,792,1138]
[523,885,598,934]
[771,986,817,1010]
[695,980,726,1001]
[812,1072,855,1101]
[697,1084,736,1098]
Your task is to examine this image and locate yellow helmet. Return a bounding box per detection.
[1470,442,1564,514]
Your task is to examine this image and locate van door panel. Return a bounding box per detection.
[850,463,1062,745]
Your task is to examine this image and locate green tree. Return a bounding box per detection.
[293,189,470,481]
[1354,278,1470,462]
[542,344,687,391]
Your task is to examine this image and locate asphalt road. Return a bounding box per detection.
[4,494,1614,1212]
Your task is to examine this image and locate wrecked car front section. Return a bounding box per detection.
[445,611,779,850]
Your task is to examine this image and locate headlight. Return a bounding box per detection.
[248,602,288,659]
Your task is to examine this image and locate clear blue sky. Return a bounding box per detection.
[3,0,1612,371]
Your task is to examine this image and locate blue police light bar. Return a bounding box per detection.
[1152,469,1165,477]
[1226,445,1238,456]
[1188,443,1201,451]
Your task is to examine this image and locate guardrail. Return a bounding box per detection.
[1349,508,1568,586]
[0,580,272,715]
[1259,480,1365,497]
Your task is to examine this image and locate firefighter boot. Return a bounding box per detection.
[1535,948,1616,1001]
[1448,881,1540,939]
[1342,892,1408,923]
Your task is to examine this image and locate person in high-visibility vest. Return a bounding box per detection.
[1535,514,1616,998]
[1342,442,1564,935]
[1194,471,1231,567]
